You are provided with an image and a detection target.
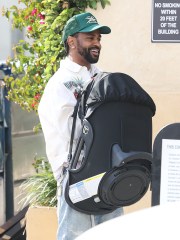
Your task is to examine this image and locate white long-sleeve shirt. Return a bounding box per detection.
[38,57,101,180]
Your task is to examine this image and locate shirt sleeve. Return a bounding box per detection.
[38,77,81,180]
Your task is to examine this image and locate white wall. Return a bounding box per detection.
[0,0,12,60]
[0,0,24,61]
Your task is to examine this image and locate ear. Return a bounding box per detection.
[67,36,76,49]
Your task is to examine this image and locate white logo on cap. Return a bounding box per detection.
[86,16,97,24]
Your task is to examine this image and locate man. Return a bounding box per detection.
[38,12,123,240]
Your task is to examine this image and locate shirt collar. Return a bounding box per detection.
[60,57,98,75]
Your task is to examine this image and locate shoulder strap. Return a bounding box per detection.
[80,79,95,119]
[67,76,96,164]
[67,96,81,163]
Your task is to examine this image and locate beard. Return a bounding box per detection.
[77,44,100,64]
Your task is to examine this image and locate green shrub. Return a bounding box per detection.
[18,156,57,207]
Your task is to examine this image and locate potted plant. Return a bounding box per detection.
[18,156,58,240]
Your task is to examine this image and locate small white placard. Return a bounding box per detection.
[160,139,180,204]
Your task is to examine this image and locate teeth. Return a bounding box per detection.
[92,49,98,53]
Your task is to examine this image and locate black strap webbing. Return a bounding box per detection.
[67,76,96,164]
[67,97,81,163]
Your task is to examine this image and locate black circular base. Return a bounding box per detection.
[98,165,151,206]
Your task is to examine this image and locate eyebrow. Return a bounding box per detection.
[84,32,102,38]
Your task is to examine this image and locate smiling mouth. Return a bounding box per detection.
[90,48,100,57]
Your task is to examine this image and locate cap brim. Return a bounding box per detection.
[79,24,111,34]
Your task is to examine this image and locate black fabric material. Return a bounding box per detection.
[85,72,156,116]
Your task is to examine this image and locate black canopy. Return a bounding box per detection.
[85,72,156,116]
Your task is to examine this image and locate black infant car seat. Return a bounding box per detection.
[65,72,156,215]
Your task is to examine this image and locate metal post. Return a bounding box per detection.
[4,86,14,220]
[0,63,14,221]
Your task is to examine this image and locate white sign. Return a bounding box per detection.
[160,139,180,204]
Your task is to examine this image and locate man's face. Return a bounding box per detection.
[74,30,102,64]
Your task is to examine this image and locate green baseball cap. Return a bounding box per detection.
[62,12,111,43]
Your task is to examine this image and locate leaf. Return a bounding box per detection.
[5,10,11,19]
[89,0,97,9]
[10,5,18,11]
